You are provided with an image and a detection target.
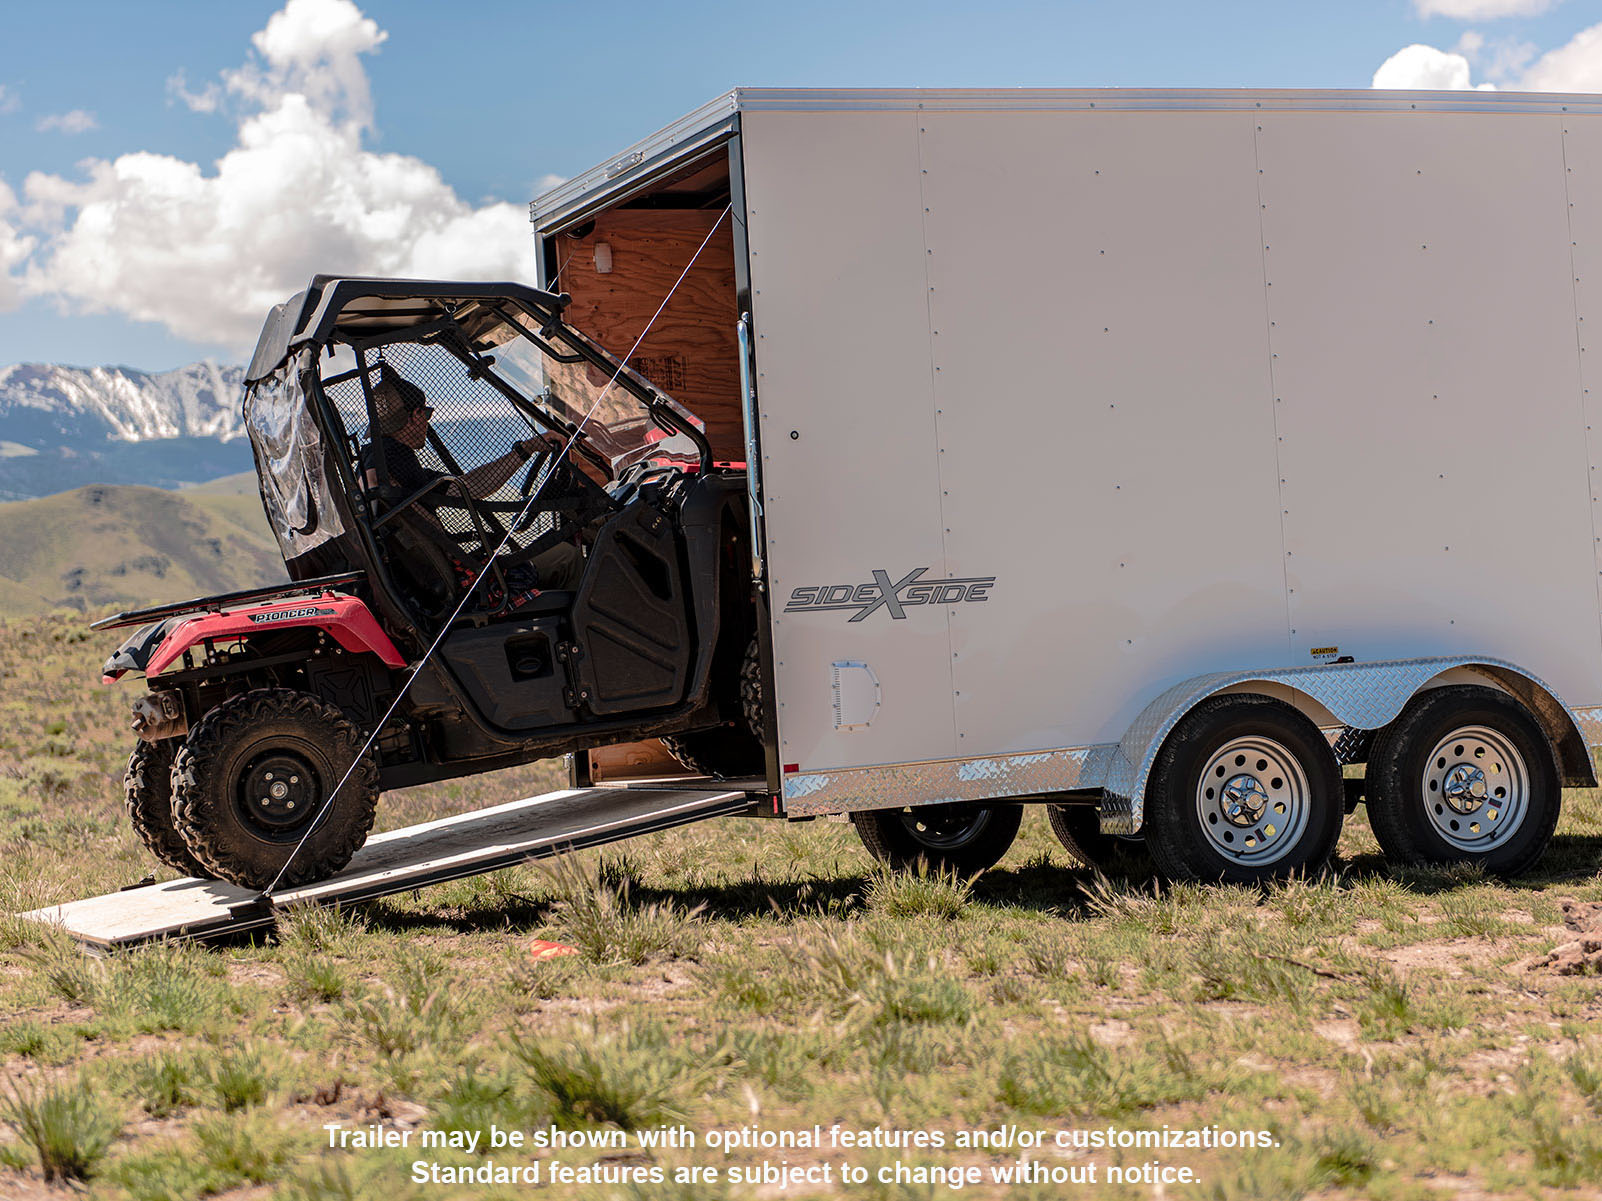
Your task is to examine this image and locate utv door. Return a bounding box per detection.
[570,499,692,713]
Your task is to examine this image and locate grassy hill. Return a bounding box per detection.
[0,481,283,618]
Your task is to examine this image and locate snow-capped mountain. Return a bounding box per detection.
[0,361,245,446]
[0,361,254,500]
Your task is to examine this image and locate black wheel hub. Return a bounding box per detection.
[237,750,321,841]
[898,804,992,849]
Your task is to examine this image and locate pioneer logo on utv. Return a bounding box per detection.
[783,567,996,621]
[247,606,336,625]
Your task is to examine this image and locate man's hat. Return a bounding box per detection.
[372,368,430,435]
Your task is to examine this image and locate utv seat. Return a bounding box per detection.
[498,589,572,616]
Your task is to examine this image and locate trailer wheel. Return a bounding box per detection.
[850,803,1021,876]
[1364,685,1559,877]
[663,635,764,778]
[172,689,379,890]
[1144,694,1343,883]
[1046,804,1151,874]
[125,738,211,879]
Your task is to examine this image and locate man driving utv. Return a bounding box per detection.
[361,367,588,592]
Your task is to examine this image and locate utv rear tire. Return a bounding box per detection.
[851,804,1022,876]
[1046,804,1152,875]
[662,634,764,778]
[172,689,379,889]
[125,738,211,879]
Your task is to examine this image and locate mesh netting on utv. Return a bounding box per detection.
[319,340,562,618]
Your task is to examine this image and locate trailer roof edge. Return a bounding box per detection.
[528,86,1602,237]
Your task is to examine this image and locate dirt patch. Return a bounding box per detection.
[1523,898,1602,976]
[1087,1019,1132,1047]
[1379,936,1521,976]
[1313,1018,1362,1051]
[226,961,285,989]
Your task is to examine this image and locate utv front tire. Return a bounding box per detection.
[851,804,1022,876]
[172,689,379,889]
[125,738,211,879]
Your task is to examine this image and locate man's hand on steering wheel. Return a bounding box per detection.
[515,435,558,498]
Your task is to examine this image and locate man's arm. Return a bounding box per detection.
[456,440,538,498]
[457,433,608,499]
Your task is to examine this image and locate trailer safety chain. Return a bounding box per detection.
[258,206,734,900]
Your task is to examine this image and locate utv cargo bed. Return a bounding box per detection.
[22,780,758,949]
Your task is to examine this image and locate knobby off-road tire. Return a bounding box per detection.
[1144,694,1343,884]
[663,634,764,779]
[1365,685,1559,877]
[1046,804,1153,875]
[124,737,211,879]
[172,689,379,889]
[851,804,1023,876]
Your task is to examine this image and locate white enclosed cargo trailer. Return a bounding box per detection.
[532,87,1602,882]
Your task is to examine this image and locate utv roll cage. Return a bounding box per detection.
[247,276,714,617]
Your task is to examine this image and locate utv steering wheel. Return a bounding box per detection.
[517,446,561,499]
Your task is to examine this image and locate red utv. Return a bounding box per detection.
[98,278,766,888]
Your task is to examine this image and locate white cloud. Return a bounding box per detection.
[166,70,221,114]
[16,0,532,353]
[535,172,567,194]
[35,110,98,135]
[0,182,37,312]
[1414,0,1555,17]
[1521,21,1602,90]
[1373,44,1485,88]
[0,85,19,116]
[1375,19,1602,91]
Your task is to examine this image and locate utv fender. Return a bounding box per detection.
[141,594,406,678]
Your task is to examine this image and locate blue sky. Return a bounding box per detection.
[1,0,1598,372]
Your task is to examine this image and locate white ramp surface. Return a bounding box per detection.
[23,784,751,949]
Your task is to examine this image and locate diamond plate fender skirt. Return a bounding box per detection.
[1098,656,1595,836]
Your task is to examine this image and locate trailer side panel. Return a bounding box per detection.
[743,109,959,773]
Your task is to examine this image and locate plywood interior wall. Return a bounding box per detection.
[555,210,743,459]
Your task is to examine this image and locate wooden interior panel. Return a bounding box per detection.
[587,739,690,782]
[555,210,743,458]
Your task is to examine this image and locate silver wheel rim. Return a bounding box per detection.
[1419,725,1528,852]
[1195,735,1311,865]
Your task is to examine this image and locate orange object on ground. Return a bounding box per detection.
[528,940,579,962]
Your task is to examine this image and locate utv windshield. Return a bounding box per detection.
[474,313,705,475]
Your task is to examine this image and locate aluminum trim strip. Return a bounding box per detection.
[530,92,740,233]
[780,657,1597,835]
[783,745,1115,818]
[731,87,1602,115]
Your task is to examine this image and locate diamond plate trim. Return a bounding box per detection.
[778,657,1593,834]
[1106,656,1589,835]
[1575,706,1602,779]
[782,745,1116,818]
[1330,726,1376,766]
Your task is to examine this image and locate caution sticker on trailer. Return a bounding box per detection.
[1310,646,1340,663]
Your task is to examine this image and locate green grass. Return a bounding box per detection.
[0,1072,121,1183]
[1,612,1601,1197]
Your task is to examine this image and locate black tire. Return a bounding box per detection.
[1046,804,1152,874]
[850,803,1022,876]
[663,635,764,778]
[172,689,379,889]
[124,738,211,879]
[1365,685,1559,877]
[1144,694,1343,884]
